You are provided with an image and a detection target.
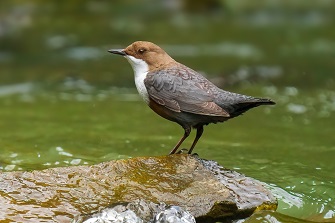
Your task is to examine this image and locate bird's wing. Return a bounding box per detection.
[144,65,230,117]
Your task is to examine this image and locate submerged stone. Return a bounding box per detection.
[0,154,277,222]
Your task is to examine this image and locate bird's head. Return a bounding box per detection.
[108,41,175,71]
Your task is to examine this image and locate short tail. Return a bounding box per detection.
[253,98,276,105]
[230,98,275,117]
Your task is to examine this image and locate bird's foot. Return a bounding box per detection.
[175,148,199,157]
[176,148,189,154]
[189,152,199,158]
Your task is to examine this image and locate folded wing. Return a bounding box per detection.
[144,65,230,117]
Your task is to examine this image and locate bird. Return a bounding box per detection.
[108,41,275,155]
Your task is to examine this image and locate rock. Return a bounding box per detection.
[0,154,277,222]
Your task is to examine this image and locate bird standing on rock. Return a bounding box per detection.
[108,41,275,155]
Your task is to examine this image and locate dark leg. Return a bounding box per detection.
[188,126,204,154]
[169,127,191,155]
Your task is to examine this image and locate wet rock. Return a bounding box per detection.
[0,154,277,222]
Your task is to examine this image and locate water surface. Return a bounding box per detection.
[0,82,334,222]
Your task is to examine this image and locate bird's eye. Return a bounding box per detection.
[138,48,146,54]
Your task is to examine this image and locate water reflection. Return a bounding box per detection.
[286,103,307,114]
[65,47,103,61]
[0,82,35,96]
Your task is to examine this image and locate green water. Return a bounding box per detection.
[1,84,334,222]
[1,0,335,222]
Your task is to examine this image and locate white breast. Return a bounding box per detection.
[125,55,150,103]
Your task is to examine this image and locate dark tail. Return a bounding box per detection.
[253,98,276,105]
[230,98,275,117]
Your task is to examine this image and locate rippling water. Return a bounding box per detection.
[0,81,334,222]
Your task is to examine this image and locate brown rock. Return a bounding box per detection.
[0,154,277,222]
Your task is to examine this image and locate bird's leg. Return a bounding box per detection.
[169,127,191,155]
[188,126,204,154]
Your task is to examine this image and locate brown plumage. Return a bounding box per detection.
[108,41,275,154]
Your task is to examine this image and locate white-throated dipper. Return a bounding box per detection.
[108,41,275,155]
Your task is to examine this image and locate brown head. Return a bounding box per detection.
[108,41,175,71]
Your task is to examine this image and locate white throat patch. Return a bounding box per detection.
[125,55,150,103]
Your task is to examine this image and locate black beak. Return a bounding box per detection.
[108,49,126,56]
